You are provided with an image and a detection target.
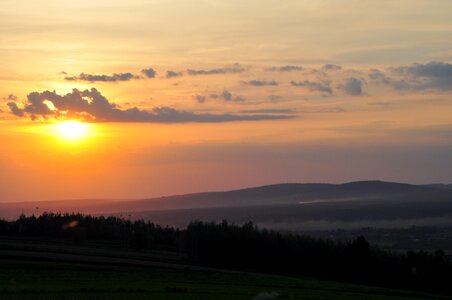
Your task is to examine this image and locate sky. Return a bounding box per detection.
[1,0,452,202]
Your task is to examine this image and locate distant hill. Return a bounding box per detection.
[423,183,452,190]
[0,180,451,221]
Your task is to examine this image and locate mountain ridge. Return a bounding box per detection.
[1,180,451,220]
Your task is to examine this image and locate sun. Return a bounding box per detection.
[54,121,89,140]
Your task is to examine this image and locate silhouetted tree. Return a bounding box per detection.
[1,214,451,295]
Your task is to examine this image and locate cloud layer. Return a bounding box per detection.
[8,89,292,123]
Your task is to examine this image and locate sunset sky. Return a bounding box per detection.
[1,0,452,202]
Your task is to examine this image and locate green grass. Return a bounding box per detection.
[0,236,450,300]
[1,259,450,300]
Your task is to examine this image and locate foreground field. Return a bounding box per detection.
[2,260,451,300]
[0,237,450,300]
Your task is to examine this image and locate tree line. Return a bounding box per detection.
[0,213,451,295]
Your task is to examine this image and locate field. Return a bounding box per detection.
[0,237,450,300]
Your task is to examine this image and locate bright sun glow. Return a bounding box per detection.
[54,121,89,140]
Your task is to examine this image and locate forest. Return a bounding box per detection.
[0,213,451,296]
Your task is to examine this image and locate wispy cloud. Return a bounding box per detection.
[269,65,303,72]
[290,80,333,95]
[244,80,278,86]
[322,64,342,71]
[196,90,244,103]
[65,72,137,82]
[166,70,182,78]
[187,63,245,75]
[240,108,296,114]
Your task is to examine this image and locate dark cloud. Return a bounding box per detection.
[166,70,181,78]
[322,64,342,71]
[290,80,333,95]
[269,65,303,72]
[394,61,452,78]
[220,90,244,102]
[194,95,206,103]
[368,69,387,81]
[368,62,452,92]
[65,72,136,82]
[141,68,156,78]
[222,90,233,101]
[4,94,17,101]
[245,80,278,86]
[391,61,452,91]
[8,88,288,123]
[343,77,363,96]
[368,69,410,90]
[7,102,24,117]
[194,90,245,103]
[187,63,245,75]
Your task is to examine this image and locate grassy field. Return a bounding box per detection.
[0,237,451,300]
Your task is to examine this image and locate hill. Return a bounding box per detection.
[1,180,451,221]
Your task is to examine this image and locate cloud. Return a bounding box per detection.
[312,107,346,113]
[290,80,333,94]
[221,90,233,101]
[8,88,290,123]
[245,80,278,86]
[343,77,363,96]
[368,69,387,81]
[3,94,17,101]
[240,108,296,114]
[187,63,245,75]
[141,68,156,78]
[368,62,452,92]
[269,65,303,72]
[368,69,410,90]
[217,90,244,102]
[166,70,181,78]
[200,90,244,103]
[65,72,136,82]
[194,95,206,103]
[391,61,452,90]
[322,64,342,71]
[7,102,25,117]
[395,61,452,78]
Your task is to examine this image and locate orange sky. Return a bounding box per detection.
[1,1,452,202]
